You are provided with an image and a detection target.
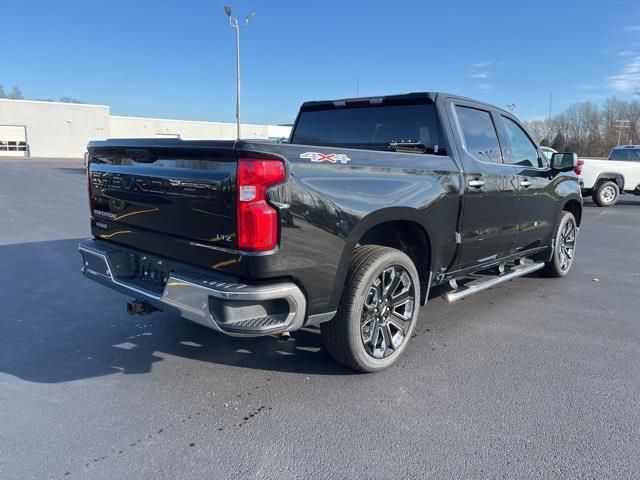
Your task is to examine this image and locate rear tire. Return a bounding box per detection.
[592,181,619,207]
[321,246,420,372]
[541,211,578,278]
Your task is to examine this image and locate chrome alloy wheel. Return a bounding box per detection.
[361,265,415,359]
[601,185,617,204]
[558,218,577,271]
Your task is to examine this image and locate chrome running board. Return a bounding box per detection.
[444,261,544,303]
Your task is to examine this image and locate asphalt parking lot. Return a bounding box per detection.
[1,158,639,479]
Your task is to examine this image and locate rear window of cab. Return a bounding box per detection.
[609,148,640,161]
[291,103,444,155]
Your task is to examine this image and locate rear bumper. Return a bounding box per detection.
[78,239,307,337]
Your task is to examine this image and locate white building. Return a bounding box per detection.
[0,98,292,158]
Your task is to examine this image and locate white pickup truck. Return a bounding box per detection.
[581,145,640,206]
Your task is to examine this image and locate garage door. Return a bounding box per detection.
[0,125,27,157]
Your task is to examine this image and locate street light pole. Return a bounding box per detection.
[234,21,241,139]
[224,6,257,140]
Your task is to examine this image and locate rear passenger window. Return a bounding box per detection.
[500,116,541,168]
[455,106,502,163]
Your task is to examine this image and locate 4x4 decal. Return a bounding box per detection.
[300,152,351,164]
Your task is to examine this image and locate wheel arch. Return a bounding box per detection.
[562,198,583,226]
[330,208,434,309]
[595,173,625,190]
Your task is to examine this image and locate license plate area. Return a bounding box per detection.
[124,252,170,293]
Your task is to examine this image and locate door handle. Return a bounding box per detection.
[468,178,485,188]
[520,179,531,188]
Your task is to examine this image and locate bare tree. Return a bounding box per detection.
[524,96,639,156]
[59,96,85,104]
[627,100,640,146]
[524,120,547,143]
[7,86,23,100]
[0,84,83,103]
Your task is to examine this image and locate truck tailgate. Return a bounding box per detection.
[87,140,239,272]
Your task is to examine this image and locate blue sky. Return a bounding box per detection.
[3,0,640,124]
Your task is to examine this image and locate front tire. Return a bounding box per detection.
[592,181,619,207]
[541,211,578,277]
[321,246,420,372]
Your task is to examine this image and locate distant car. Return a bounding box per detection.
[580,145,640,206]
[540,146,558,161]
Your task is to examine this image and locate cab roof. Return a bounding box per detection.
[299,92,514,117]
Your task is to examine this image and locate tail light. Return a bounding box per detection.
[237,158,286,252]
[575,159,584,176]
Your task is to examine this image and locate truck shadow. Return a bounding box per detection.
[0,239,352,384]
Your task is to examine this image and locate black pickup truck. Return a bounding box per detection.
[79,92,582,372]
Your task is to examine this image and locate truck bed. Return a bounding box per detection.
[87,137,462,314]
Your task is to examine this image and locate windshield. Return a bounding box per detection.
[291,103,444,154]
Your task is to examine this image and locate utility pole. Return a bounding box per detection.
[615,119,630,145]
[224,6,257,140]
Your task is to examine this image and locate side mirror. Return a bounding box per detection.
[550,152,578,172]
